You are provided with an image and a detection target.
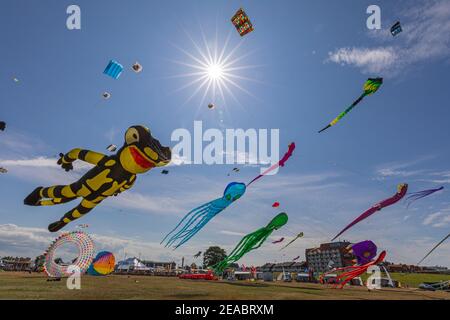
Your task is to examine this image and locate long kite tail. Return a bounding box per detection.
[333,251,386,289]
[331,184,408,241]
[318,124,332,133]
[281,238,296,250]
[165,200,228,249]
[171,216,212,249]
[214,229,268,274]
[247,142,296,187]
[331,206,378,241]
[160,202,211,244]
[418,233,450,265]
[406,186,444,208]
[318,93,366,133]
[272,237,284,244]
[281,233,303,250]
[164,211,211,248]
[213,236,250,274]
[161,198,228,248]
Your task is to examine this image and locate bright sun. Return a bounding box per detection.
[207,63,224,80]
[169,28,260,108]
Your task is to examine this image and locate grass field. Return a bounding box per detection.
[0,272,449,300]
[386,272,450,288]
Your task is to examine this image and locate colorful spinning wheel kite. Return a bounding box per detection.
[44,231,95,278]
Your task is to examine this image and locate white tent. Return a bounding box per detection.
[116,258,150,271]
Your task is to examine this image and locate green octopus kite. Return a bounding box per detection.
[318,78,383,133]
[213,212,288,274]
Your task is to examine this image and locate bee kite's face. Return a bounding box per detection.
[119,125,171,174]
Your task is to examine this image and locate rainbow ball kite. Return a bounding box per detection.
[87,251,115,276]
[44,231,95,278]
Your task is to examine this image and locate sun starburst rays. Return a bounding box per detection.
[169,27,260,113]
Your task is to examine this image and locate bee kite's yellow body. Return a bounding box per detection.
[24,125,171,232]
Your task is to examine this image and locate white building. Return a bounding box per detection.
[116,257,151,272]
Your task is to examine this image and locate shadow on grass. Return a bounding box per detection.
[168,292,210,298]
[275,284,323,292]
[220,282,270,288]
[219,281,324,294]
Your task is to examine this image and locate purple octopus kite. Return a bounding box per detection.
[349,240,377,265]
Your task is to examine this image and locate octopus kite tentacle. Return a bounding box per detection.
[214,230,269,274]
[406,186,444,208]
[321,251,386,289]
[161,143,295,249]
[161,202,214,244]
[169,211,219,249]
[164,207,217,248]
[213,212,288,274]
[161,182,247,249]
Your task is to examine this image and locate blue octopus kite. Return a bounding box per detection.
[161,143,296,249]
[161,182,246,249]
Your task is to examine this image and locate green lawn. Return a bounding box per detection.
[0,272,449,300]
[388,272,450,288]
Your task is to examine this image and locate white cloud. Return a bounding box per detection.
[0,131,48,156]
[327,0,450,76]
[377,167,425,178]
[0,156,91,170]
[423,209,450,227]
[327,47,398,74]
[0,156,91,185]
[0,224,188,263]
[107,191,187,216]
[0,156,199,217]
[215,150,272,166]
[424,171,450,184]
[423,212,444,225]
[374,155,436,180]
[219,230,246,237]
[167,153,191,166]
[432,216,450,228]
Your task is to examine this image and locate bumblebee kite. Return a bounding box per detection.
[24,125,171,232]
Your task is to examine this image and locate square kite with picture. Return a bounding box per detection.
[231,8,254,37]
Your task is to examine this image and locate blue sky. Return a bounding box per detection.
[1,0,450,267]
